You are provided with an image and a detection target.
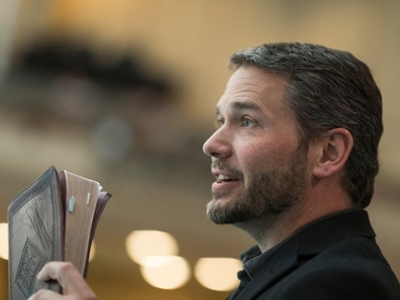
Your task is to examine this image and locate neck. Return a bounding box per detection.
[234,184,354,253]
[234,209,304,252]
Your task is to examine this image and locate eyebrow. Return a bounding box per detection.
[216,101,263,116]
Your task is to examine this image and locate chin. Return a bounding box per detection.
[206,196,244,225]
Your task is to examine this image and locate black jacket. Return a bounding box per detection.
[230,209,400,300]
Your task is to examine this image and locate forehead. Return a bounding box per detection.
[216,66,292,118]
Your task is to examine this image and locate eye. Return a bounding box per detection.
[242,118,254,127]
[214,118,225,128]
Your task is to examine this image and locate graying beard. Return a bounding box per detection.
[206,147,307,225]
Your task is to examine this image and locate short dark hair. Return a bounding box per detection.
[229,42,383,208]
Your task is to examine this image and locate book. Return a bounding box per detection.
[7,166,111,300]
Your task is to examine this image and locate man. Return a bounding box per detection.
[29,43,400,299]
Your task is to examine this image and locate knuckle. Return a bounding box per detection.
[84,291,97,300]
[59,261,75,272]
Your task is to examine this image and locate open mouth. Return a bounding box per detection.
[216,174,237,183]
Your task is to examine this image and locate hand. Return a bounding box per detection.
[28,262,97,300]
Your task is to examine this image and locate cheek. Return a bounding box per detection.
[237,140,298,172]
[236,142,273,172]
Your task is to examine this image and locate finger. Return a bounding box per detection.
[37,262,97,298]
[37,262,74,282]
[28,289,65,300]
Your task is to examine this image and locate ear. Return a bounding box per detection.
[312,128,354,178]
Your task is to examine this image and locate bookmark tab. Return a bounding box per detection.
[68,196,76,212]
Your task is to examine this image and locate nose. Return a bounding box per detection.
[202,128,232,158]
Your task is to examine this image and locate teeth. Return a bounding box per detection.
[217,174,232,182]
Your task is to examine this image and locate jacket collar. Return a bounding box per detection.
[296,208,375,256]
[234,209,375,300]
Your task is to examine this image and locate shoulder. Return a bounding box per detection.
[267,247,400,300]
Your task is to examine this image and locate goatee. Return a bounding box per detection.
[206,146,308,224]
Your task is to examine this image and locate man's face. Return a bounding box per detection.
[202,66,309,224]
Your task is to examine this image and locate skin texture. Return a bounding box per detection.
[29,66,355,299]
[204,66,308,225]
[203,66,355,252]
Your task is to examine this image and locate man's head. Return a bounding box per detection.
[203,42,382,226]
[228,42,382,209]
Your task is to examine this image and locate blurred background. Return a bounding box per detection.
[0,0,399,299]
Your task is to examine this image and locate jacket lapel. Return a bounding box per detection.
[232,209,375,300]
[234,237,301,300]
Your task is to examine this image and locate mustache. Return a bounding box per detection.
[211,160,244,180]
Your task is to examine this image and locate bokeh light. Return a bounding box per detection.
[125,230,179,265]
[195,257,242,291]
[140,256,190,290]
[0,223,8,260]
[89,241,96,262]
